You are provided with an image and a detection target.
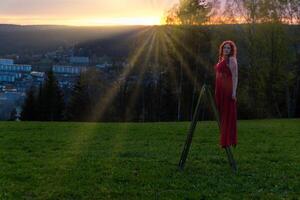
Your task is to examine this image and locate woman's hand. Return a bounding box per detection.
[232,93,237,101]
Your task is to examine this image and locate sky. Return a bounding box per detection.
[0,0,226,26]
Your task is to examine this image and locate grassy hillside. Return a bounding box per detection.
[0,119,299,199]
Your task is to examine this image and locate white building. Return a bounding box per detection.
[0,64,32,73]
[52,65,87,75]
[30,71,45,78]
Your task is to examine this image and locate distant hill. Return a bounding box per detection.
[0,24,147,55]
[0,24,299,58]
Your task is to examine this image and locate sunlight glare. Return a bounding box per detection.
[69,17,164,26]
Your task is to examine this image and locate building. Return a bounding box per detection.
[52,65,87,89]
[0,60,32,85]
[30,71,45,88]
[0,59,14,65]
[70,56,89,65]
[0,61,33,89]
[31,71,45,80]
[96,62,113,69]
[0,74,16,83]
[0,64,32,73]
[53,65,87,75]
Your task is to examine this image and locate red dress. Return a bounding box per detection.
[214,58,237,148]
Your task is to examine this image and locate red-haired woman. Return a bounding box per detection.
[214,40,238,148]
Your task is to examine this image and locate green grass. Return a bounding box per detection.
[0,119,299,199]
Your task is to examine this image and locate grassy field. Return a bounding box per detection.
[0,119,299,199]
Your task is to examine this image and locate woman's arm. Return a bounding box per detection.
[229,57,238,99]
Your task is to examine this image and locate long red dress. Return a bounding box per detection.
[214,58,237,148]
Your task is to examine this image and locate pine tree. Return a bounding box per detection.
[38,70,65,121]
[35,84,44,120]
[20,87,37,121]
[66,73,91,121]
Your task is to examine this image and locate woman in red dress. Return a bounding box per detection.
[214,40,238,148]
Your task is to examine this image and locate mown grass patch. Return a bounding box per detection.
[0,119,299,199]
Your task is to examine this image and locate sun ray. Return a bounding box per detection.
[161,30,197,85]
[87,28,156,121]
[157,28,180,93]
[164,26,211,71]
[124,31,158,120]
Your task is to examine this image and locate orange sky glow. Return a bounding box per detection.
[0,0,186,26]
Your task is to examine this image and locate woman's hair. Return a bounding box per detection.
[218,40,237,62]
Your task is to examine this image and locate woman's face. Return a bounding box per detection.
[223,43,231,56]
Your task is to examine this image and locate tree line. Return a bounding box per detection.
[20,24,300,122]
